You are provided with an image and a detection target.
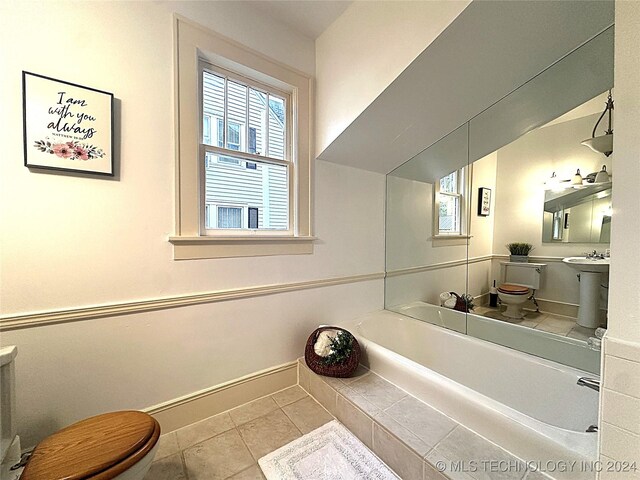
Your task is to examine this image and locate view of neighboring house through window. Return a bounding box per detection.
[436,168,467,235]
[201,63,289,231]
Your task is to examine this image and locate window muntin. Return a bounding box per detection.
[203,152,289,231]
[200,62,291,233]
[435,168,467,236]
[201,68,287,159]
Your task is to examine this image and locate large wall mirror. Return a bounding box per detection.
[543,182,612,244]
[385,26,613,375]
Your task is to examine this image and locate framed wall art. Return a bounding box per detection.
[478,187,491,216]
[22,71,114,176]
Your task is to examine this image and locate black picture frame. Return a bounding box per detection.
[22,71,114,176]
[478,187,491,216]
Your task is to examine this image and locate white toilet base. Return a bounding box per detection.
[112,442,159,480]
[497,290,531,320]
[503,303,525,319]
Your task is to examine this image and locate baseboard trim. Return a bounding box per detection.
[146,361,297,434]
[0,272,384,332]
[535,298,580,318]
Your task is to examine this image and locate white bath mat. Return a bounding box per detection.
[258,420,399,480]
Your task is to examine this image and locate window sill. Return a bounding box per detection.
[168,235,316,259]
[429,235,472,246]
[431,235,473,240]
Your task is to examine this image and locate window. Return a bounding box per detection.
[217,206,243,228]
[434,167,469,237]
[226,121,242,151]
[171,17,313,259]
[200,65,290,233]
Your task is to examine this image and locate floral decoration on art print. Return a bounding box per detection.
[33,139,105,161]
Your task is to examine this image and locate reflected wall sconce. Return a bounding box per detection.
[581,90,614,157]
[571,169,584,186]
[594,165,610,183]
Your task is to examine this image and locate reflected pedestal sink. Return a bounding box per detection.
[562,257,610,328]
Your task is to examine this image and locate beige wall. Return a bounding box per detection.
[315,0,470,157]
[598,0,640,472]
[0,1,385,449]
[385,152,497,307]
[492,114,611,258]
[491,113,612,310]
[608,1,640,346]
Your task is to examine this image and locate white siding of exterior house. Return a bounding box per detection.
[202,71,288,229]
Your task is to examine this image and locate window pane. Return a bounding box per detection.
[203,116,211,145]
[227,122,241,151]
[440,171,458,194]
[439,194,460,233]
[267,95,286,160]
[202,71,224,145]
[204,152,289,230]
[217,207,243,228]
[227,80,247,151]
[249,89,267,155]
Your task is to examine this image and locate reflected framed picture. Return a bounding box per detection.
[22,71,114,176]
[478,187,491,216]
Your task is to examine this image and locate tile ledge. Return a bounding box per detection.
[297,359,547,480]
[604,335,640,363]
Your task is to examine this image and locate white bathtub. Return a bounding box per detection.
[395,301,600,374]
[341,309,599,470]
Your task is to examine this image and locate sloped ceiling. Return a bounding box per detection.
[317,0,615,174]
[243,0,351,39]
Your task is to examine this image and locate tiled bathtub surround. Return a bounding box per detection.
[599,337,640,480]
[298,359,541,480]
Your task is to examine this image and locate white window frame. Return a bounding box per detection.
[206,203,249,229]
[199,62,292,235]
[226,120,243,151]
[433,166,471,240]
[170,15,314,259]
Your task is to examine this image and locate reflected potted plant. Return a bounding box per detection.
[451,292,474,313]
[506,242,533,262]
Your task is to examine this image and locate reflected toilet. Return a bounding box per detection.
[498,262,546,319]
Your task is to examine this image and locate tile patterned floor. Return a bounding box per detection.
[147,364,553,480]
[473,305,597,341]
[145,385,332,480]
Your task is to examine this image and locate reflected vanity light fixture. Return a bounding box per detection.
[594,165,610,183]
[571,169,584,186]
[581,90,614,157]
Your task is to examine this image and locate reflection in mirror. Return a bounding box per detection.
[384,28,613,375]
[385,124,470,334]
[467,91,612,375]
[543,183,612,243]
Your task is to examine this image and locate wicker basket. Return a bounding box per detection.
[451,292,470,313]
[304,326,361,378]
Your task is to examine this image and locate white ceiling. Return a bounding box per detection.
[243,0,352,39]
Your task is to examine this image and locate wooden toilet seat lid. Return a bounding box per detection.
[498,284,530,295]
[21,411,160,480]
